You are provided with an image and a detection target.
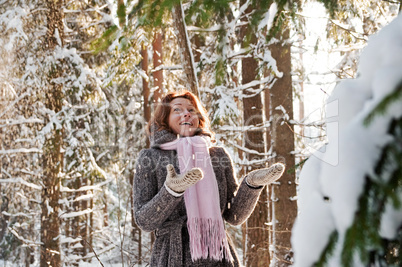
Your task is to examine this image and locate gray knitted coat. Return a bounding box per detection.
[133,130,264,266]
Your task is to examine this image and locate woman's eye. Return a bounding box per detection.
[173,108,181,112]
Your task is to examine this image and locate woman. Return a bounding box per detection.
[133,91,285,266]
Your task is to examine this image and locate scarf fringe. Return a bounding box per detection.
[187,218,233,262]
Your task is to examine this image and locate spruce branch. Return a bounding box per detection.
[364,81,402,126]
[314,231,339,267]
[341,118,402,266]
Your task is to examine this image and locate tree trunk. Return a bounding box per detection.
[89,179,94,257]
[171,2,199,96]
[264,69,274,265]
[268,28,297,266]
[72,177,81,259]
[41,1,65,266]
[103,196,109,227]
[153,30,163,100]
[242,63,270,267]
[0,195,10,249]
[80,177,89,258]
[240,2,270,265]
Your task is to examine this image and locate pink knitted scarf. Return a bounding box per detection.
[160,136,232,262]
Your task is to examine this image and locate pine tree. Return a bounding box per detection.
[1,0,113,264]
[293,9,402,266]
[315,82,402,267]
[324,0,399,79]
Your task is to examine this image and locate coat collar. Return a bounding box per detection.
[148,122,209,148]
[150,129,178,148]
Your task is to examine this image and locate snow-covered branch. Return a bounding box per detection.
[0,177,42,190]
[8,227,42,247]
[0,117,43,128]
[60,208,93,219]
[0,92,29,119]
[0,148,42,155]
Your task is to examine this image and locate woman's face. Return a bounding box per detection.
[168,97,200,137]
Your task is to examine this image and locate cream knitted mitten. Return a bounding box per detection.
[165,164,204,193]
[246,163,285,188]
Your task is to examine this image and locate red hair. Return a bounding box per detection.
[147,91,214,139]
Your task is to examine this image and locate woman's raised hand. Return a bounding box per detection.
[165,164,204,193]
[246,163,285,188]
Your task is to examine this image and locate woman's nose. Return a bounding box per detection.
[182,110,191,117]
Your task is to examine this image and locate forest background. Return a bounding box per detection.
[0,0,401,266]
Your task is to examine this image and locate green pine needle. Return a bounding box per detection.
[91,25,119,54]
[364,81,402,126]
[314,231,339,267]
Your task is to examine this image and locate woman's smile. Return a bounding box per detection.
[168,98,200,137]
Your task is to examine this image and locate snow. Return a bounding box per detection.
[60,208,93,219]
[257,3,277,31]
[0,177,42,190]
[0,148,41,155]
[1,1,400,266]
[292,14,402,267]
[0,7,28,51]
[380,201,402,239]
